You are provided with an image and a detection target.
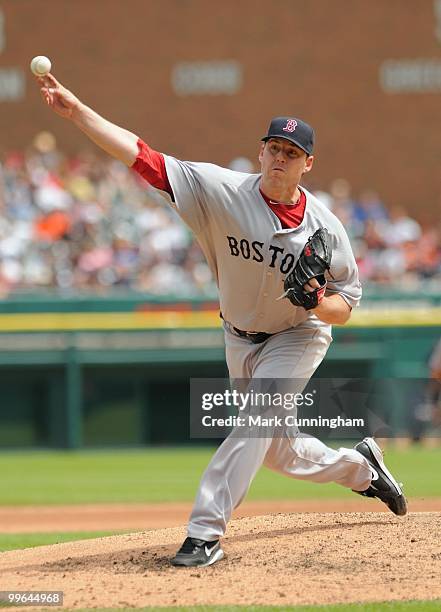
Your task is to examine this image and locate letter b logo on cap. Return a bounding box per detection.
[282,119,297,133]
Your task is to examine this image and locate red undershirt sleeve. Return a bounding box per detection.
[131,138,174,199]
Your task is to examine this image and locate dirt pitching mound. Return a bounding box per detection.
[0,512,440,608]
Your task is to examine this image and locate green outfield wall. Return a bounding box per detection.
[0,292,439,449]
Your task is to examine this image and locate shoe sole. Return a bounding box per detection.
[171,547,224,568]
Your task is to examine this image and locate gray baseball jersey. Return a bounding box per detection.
[160,157,361,333]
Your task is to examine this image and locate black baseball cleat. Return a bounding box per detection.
[171,537,224,567]
[353,437,408,516]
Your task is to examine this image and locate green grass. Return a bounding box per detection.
[0,530,129,551]
[4,602,437,611]
[51,601,441,611]
[0,445,439,505]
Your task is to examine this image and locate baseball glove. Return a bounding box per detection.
[281,227,332,310]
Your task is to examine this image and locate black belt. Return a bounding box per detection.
[220,313,273,344]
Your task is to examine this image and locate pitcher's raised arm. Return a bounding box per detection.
[36,72,139,166]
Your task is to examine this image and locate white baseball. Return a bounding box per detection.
[30,56,52,76]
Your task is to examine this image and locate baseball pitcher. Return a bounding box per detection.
[35,72,407,568]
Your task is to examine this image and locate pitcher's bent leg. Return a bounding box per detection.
[264,435,372,491]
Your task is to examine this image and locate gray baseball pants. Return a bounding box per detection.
[188,320,372,541]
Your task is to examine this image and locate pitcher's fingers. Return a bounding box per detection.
[304,278,321,292]
[308,278,321,288]
[40,87,52,104]
[44,73,59,87]
[36,73,58,88]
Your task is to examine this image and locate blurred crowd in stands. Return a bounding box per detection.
[0,132,440,297]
